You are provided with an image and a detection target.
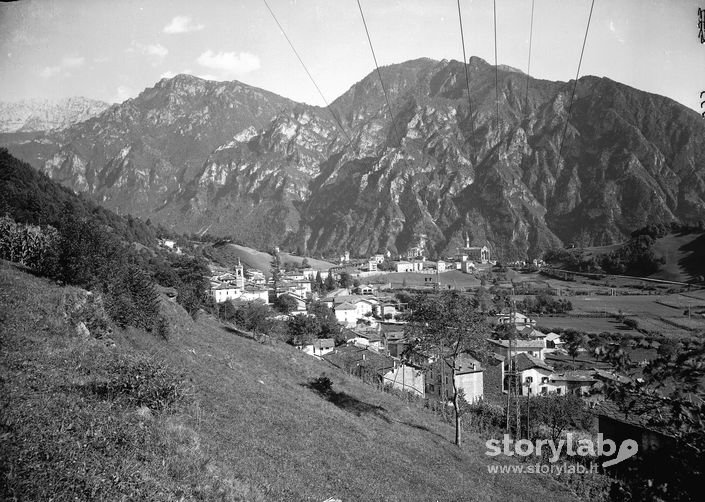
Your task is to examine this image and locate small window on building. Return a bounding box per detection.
[556,388,562,395]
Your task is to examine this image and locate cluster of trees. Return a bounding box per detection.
[218,298,342,346]
[470,286,570,316]
[147,254,210,317]
[632,221,705,239]
[600,234,665,276]
[516,293,572,315]
[310,270,343,294]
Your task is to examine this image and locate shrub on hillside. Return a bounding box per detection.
[623,318,639,330]
[308,374,334,397]
[105,264,161,332]
[89,353,186,411]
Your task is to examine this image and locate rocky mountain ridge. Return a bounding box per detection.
[4,57,705,260]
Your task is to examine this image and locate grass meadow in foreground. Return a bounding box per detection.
[0,262,576,501]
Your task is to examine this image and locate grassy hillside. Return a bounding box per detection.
[650,232,705,282]
[577,231,705,282]
[205,242,335,274]
[0,262,578,501]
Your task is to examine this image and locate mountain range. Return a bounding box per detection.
[3,56,704,260]
[0,97,111,133]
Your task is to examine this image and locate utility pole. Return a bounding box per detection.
[505,307,515,435]
[525,381,531,440]
[505,335,512,433]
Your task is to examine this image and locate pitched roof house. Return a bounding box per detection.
[487,338,545,360]
[299,338,336,358]
[513,353,554,395]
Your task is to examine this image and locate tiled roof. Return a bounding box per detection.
[593,369,632,385]
[593,395,675,435]
[335,302,357,311]
[212,284,239,291]
[455,353,483,374]
[545,332,562,342]
[514,352,553,372]
[520,327,546,338]
[488,339,545,350]
[322,345,395,372]
[544,352,613,369]
[313,338,335,350]
[340,327,381,342]
[550,370,597,383]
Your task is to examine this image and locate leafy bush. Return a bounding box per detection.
[308,374,334,397]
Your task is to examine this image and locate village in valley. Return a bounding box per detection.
[194,230,703,457]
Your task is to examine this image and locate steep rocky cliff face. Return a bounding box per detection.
[0,97,110,133]
[4,59,705,259]
[297,57,705,259]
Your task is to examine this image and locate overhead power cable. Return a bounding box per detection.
[557,0,596,161]
[262,0,351,143]
[456,0,476,151]
[493,0,500,136]
[356,0,401,141]
[523,0,535,113]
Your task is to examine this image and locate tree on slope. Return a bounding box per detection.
[404,290,490,447]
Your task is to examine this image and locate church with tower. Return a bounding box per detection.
[455,233,490,264]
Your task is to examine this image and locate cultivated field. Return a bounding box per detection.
[535,292,705,337]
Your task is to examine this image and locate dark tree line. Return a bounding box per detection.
[0,149,213,336]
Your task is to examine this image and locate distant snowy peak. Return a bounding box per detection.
[0,97,111,133]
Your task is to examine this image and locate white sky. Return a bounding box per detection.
[1,0,703,113]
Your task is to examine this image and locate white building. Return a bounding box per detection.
[209,284,241,303]
[426,353,484,403]
[300,338,335,358]
[396,261,423,273]
[460,261,476,273]
[380,364,426,397]
[514,353,554,395]
[334,298,375,327]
